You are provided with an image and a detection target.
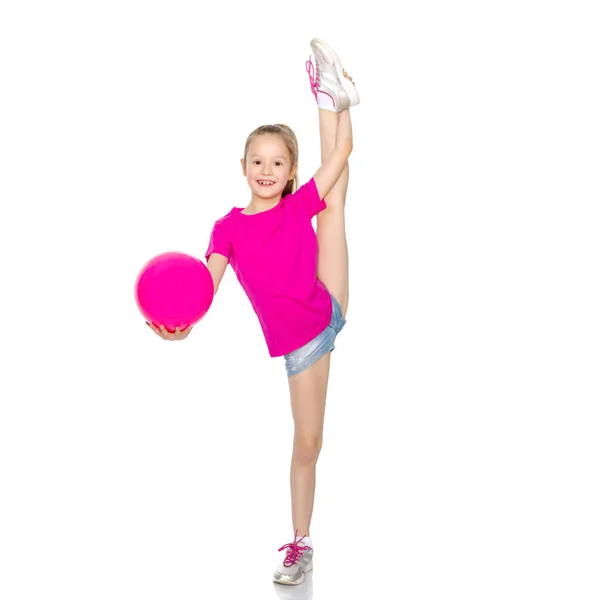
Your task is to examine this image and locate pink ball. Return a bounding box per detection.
[135,251,214,333]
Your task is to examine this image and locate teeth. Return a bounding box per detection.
[259,181,274,186]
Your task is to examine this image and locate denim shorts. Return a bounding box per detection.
[284,289,347,377]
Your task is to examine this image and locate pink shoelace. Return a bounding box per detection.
[278,529,313,567]
[305,56,320,102]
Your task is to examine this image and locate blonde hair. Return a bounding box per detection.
[243,124,299,197]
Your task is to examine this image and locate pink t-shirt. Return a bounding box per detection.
[205,177,332,357]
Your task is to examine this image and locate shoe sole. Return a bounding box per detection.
[273,563,312,586]
[310,37,360,108]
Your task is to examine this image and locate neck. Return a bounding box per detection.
[245,194,282,212]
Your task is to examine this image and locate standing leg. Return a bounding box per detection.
[316,105,353,318]
[288,352,331,537]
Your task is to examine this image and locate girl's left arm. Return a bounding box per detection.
[313,144,351,200]
[313,109,353,200]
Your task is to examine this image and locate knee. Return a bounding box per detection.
[293,436,323,465]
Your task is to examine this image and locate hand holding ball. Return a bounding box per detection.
[146,322,193,341]
[135,252,214,339]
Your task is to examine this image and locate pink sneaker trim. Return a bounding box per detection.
[306,55,337,110]
[305,56,320,101]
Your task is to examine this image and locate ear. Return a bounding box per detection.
[240,158,246,176]
[289,164,297,180]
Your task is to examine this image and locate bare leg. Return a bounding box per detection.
[317,108,350,200]
[288,352,331,537]
[316,107,352,318]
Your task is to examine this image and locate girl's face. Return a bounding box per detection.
[241,135,296,199]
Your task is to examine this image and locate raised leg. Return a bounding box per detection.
[316,106,352,318]
[288,352,331,537]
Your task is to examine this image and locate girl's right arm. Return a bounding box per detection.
[147,253,228,341]
[206,253,229,295]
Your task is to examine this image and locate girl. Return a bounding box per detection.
[147,38,359,586]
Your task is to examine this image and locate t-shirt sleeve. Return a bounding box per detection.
[205,219,231,262]
[291,177,327,218]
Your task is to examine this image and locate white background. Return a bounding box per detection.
[1,1,599,599]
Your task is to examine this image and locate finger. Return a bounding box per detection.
[158,324,172,340]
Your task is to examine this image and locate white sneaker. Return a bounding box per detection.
[273,530,314,585]
[273,571,314,599]
[306,37,360,112]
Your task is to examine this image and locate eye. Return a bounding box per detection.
[254,160,283,166]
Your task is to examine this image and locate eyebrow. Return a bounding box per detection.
[250,154,287,160]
